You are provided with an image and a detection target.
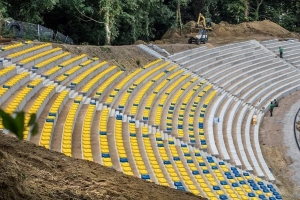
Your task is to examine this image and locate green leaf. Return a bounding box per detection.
[0,109,18,137]
[27,113,37,127]
[15,111,25,140]
[31,123,38,136]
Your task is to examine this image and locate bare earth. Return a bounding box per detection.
[0,134,206,200]
[260,91,300,200]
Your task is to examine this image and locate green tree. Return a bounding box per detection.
[4,0,59,23]
[223,0,247,23]
[99,0,122,45]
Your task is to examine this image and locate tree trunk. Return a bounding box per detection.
[178,3,182,35]
[104,8,111,45]
[177,0,182,35]
[144,2,150,41]
[176,1,179,28]
[145,16,149,41]
[245,0,249,21]
[0,12,2,37]
[255,0,264,21]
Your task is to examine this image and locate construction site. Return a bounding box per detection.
[0,17,300,200]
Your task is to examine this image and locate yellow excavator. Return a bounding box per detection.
[188,13,211,45]
[196,13,213,31]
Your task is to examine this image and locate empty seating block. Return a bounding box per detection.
[118,62,170,110]
[199,87,216,149]
[0,65,17,84]
[99,108,113,167]
[106,59,163,105]
[43,54,87,80]
[54,58,98,85]
[55,66,81,83]
[40,90,70,149]
[142,131,169,186]
[130,65,178,116]
[130,123,150,180]
[82,102,96,161]
[165,77,199,136]
[79,65,117,96]
[155,73,191,126]
[93,71,124,101]
[0,42,24,51]
[143,68,183,121]
[6,43,52,63]
[114,115,133,175]
[18,47,62,68]
[155,133,183,190]
[0,78,43,130]
[32,52,71,72]
[176,81,205,140]
[5,78,43,114]
[62,96,83,156]
[70,61,108,89]
[1,71,30,98]
[23,85,56,139]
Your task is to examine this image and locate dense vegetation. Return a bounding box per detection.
[0,0,299,45]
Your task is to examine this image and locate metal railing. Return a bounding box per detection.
[293,108,300,151]
[1,19,74,45]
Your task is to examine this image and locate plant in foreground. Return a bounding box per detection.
[0,109,38,140]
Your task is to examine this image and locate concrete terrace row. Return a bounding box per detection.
[0,41,284,200]
[168,39,300,175]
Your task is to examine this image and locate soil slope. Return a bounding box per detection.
[53,44,201,72]
[50,20,300,73]
[161,20,299,47]
[0,134,205,200]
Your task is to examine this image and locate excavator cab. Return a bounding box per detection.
[196,13,213,31]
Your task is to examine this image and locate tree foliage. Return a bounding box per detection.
[1,0,299,45]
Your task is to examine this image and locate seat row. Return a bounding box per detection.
[167,40,299,184]
[0,42,283,199]
[6,43,52,63]
[0,41,33,58]
[83,104,281,199]
[262,39,300,68]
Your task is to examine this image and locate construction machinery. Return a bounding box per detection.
[188,29,208,45]
[196,13,212,31]
[187,13,211,45]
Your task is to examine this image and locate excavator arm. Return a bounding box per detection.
[197,13,212,31]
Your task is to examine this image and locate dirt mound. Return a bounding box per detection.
[161,29,183,40]
[212,20,297,38]
[0,134,206,200]
[162,20,299,41]
[134,40,147,45]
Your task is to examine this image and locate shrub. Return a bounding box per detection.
[0,109,38,140]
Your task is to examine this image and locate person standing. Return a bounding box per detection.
[279,47,283,58]
[270,101,275,117]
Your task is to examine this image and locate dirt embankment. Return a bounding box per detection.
[50,20,300,72]
[52,43,204,72]
[52,44,156,72]
[160,20,300,47]
[0,134,206,200]
[211,20,297,38]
